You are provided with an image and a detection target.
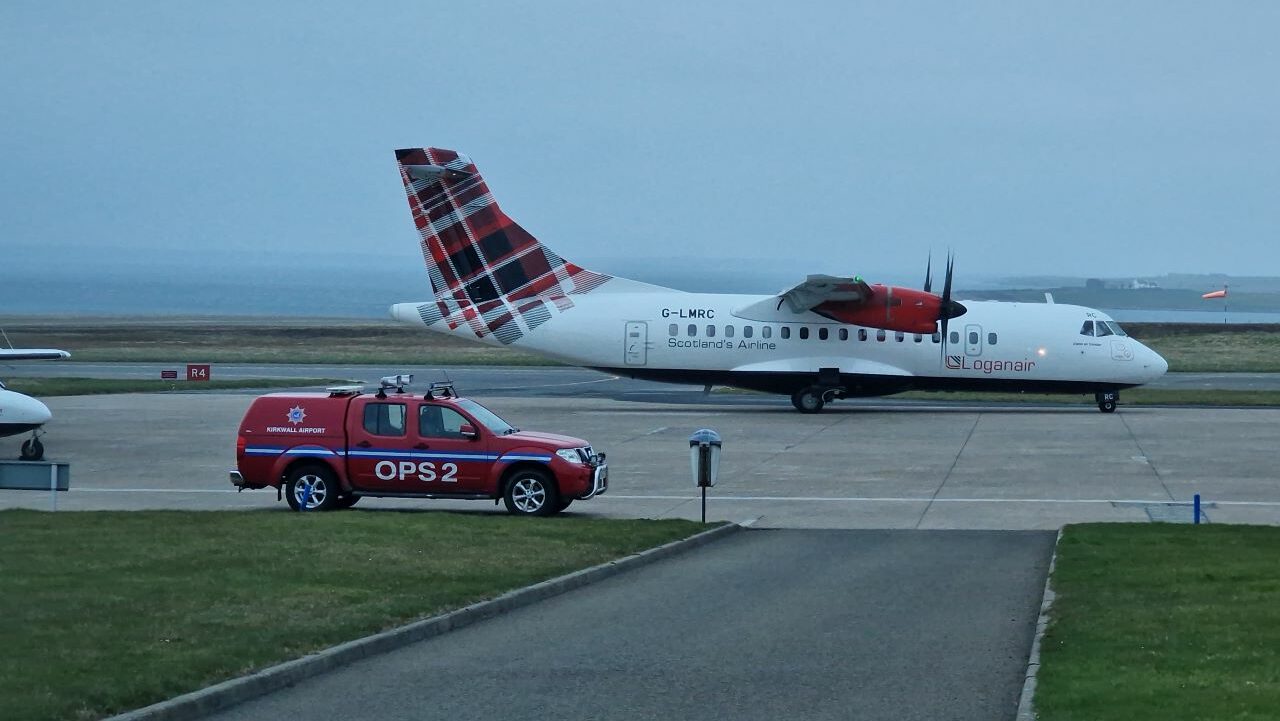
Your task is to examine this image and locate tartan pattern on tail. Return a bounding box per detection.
[395,147,612,344]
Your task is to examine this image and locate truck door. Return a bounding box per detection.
[964,323,983,357]
[415,403,490,492]
[346,397,419,493]
[624,321,647,366]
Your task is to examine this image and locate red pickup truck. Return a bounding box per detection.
[230,381,607,515]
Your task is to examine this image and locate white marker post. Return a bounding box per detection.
[688,429,722,524]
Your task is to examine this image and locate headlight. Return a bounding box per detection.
[556,448,585,464]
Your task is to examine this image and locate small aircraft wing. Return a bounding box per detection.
[776,275,875,313]
[0,349,71,360]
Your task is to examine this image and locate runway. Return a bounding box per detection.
[5,385,1280,528]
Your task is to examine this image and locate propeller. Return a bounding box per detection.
[937,252,967,363]
[923,253,933,294]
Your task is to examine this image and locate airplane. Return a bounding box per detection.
[1,348,70,460]
[387,147,1168,414]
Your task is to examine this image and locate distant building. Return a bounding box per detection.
[1085,278,1159,290]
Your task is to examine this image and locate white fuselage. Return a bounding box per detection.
[393,289,1168,395]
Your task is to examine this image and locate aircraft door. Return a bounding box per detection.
[964,324,983,356]
[624,321,647,366]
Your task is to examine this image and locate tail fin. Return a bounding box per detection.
[394,147,613,344]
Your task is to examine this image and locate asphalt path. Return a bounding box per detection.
[204,529,1056,721]
[3,362,1277,404]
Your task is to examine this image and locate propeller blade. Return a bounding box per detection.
[940,253,955,363]
[923,253,933,293]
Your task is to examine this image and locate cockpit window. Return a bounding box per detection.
[1095,322,1114,337]
[1105,321,1127,337]
[1079,321,1095,337]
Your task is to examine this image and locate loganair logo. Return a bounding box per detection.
[287,406,307,425]
[946,356,1037,374]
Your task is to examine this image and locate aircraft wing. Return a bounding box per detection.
[775,275,875,313]
[0,349,71,360]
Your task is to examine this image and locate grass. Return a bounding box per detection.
[3,377,341,396]
[0,510,708,721]
[0,318,556,365]
[1036,524,1280,720]
[2,317,1279,371]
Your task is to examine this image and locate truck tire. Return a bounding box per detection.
[555,498,573,513]
[503,469,559,517]
[335,494,361,509]
[285,465,340,512]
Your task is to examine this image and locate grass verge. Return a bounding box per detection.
[1036,524,1280,720]
[2,377,341,396]
[0,510,707,721]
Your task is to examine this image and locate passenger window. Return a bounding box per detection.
[914,334,922,343]
[707,325,716,338]
[1079,321,1094,337]
[932,332,941,343]
[818,327,828,340]
[1095,322,1113,337]
[363,403,406,437]
[725,325,735,338]
[668,323,678,337]
[799,327,810,340]
[687,324,697,337]
[895,332,904,342]
[968,331,979,345]
[858,329,868,341]
[876,330,886,342]
[839,328,848,341]
[988,332,997,346]
[420,405,469,439]
[744,325,753,338]
[781,327,791,340]
[762,326,772,339]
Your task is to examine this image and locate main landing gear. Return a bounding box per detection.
[791,385,844,414]
[1095,390,1118,414]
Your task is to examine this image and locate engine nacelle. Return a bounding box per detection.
[813,285,965,334]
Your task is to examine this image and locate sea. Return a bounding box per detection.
[3,266,1279,324]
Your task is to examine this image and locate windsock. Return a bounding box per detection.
[1202,289,1227,299]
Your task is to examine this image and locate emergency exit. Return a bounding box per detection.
[624,321,647,366]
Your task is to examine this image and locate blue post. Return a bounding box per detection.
[1193,493,1201,525]
[300,481,313,511]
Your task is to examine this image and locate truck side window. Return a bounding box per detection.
[364,403,406,436]
[420,405,469,438]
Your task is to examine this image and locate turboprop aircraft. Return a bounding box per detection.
[1,348,70,459]
[388,147,1168,413]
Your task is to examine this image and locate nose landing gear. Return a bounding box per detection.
[1095,390,1118,413]
[19,431,45,461]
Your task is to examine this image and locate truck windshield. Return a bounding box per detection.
[456,399,517,434]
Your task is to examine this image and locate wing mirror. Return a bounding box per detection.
[459,423,479,440]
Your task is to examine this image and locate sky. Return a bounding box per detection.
[3,1,1279,313]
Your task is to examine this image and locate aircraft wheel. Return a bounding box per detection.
[20,437,44,461]
[791,387,825,414]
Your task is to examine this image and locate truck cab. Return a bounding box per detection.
[231,378,607,515]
